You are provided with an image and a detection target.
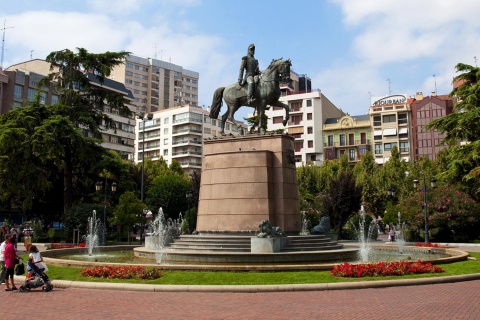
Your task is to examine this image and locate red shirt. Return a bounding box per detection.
[4,243,16,268]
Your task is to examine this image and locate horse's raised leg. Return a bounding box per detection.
[276,101,290,126]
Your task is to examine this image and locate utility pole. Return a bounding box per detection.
[1,19,14,70]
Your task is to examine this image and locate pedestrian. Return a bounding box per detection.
[3,234,18,291]
[0,235,7,284]
[389,227,396,242]
[23,222,33,253]
[10,224,20,250]
[28,245,48,272]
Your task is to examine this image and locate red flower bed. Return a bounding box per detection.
[414,242,446,248]
[80,265,162,280]
[331,261,444,277]
[50,243,86,249]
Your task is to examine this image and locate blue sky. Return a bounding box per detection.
[2,0,480,120]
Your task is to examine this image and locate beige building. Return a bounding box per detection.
[137,105,248,175]
[111,55,199,114]
[322,114,372,162]
[368,94,413,164]
[2,60,137,160]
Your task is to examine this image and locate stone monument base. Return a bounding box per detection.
[251,237,288,253]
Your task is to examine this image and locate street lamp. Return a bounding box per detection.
[413,177,437,243]
[95,179,117,245]
[186,190,193,234]
[138,112,153,244]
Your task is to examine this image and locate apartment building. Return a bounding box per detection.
[369,94,413,164]
[410,92,455,160]
[2,60,137,160]
[322,114,372,162]
[265,90,344,166]
[111,55,199,114]
[137,105,248,175]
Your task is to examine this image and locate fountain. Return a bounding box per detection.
[299,211,310,235]
[356,205,378,263]
[396,212,406,254]
[85,210,101,256]
[149,208,183,263]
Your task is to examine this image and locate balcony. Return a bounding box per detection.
[172,151,203,157]
[172,128,203,136]
[172,139,202,146]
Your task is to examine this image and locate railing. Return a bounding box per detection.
[172,139,202,145]
[172,128,203,134]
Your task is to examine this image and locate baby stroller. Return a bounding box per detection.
[19,260,53,292]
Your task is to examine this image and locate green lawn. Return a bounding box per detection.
[22,252,480,286]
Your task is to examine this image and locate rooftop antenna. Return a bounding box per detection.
[474,56,478,67]
[30,50,34,59]
[1,19,14,70]
[433,74,437,95]
[387,79,392,95]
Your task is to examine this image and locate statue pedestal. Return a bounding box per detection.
[251,237,287,253]
[196,134,300,233]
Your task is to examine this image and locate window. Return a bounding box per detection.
[375,144,382,154]
[328,135,333,147]
[383,114,396,123]
[373,116,381,127]
[51,95,59,105]
[164,117,169,124]
[349,149,355,161]
[212,119,217,126]
[306,99,312,107]
[307,113,312,120]
[339,134,346,146]
[163,138,168,145]
[164,128,169,134]
[398,113,407,124]
[307,127,313,134]
[310,154,316,161]
[308,140,313,148]
[163,149,168,156]
[360,132,366,144]
[273,116,283,124]
[384,142,397,151]
[204,127,211,134]
[349,134,354,145]
[14,85,23,99]
[400,141,409,152]
[27,88,36,101]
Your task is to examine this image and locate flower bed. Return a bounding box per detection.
[50,243,86,249]
[331,261,444,277]
[80,265,162,280]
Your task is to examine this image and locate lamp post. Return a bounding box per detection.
[413,177,436,243]
[138,112,153,244]
[186,190,193,233]
[95,179,117,245]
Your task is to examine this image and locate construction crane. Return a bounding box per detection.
[1,19,14,70]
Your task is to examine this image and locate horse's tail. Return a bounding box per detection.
[209,87,225,119]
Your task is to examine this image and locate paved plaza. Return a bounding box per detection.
[1,242,479,319]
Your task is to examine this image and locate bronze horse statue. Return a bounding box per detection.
[209,58,291,134]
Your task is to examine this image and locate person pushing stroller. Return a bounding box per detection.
[20,245,52,292]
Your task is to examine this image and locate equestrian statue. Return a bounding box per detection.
[209,44,291,134]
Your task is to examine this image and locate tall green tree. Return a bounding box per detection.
[111,191,145,243]
[38,48,132,216]
[426,62,480,197]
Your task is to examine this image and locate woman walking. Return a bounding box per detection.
[3,234,18,291]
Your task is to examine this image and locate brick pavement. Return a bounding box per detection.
[1,280,479,319]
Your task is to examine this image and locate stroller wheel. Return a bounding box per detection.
[19,285,27,292]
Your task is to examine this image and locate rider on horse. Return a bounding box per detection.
[238,44,261,104]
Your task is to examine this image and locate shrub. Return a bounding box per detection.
[47,228,65,242]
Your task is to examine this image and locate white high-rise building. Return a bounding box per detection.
[265,90,344,166]
[136,105,247,175]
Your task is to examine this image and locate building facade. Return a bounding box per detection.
[265,90,344,166]
[369,94,413,164]
[111,55,199,114]
[2,60,137,160]
[322,114,372,162]
[137,105,248,175]
[410,92,455,160]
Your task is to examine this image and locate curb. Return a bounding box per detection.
[42,273,480,293]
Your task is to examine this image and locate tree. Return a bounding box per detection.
[321,170,362,239]
[426,62,480,197]
[111,191,145,243]
[38,48,132,217]
[146,170,191,220]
